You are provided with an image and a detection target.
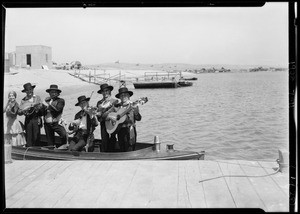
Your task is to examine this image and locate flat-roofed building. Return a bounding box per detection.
[15,45,52,69]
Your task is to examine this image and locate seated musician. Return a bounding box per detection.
[18,83,43,147]
[42,84,67,148]
[96,83,119,152]
[68,95,98,152]
[106,87,142,152]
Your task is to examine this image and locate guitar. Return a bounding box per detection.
[20,102,42,116]
[105,97,148,134]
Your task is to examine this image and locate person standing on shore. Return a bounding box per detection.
[68,95,98,152]
[42,84,67,147]
[3,91,27,146]
[106,87,142,152]
[96,83,119,152]
[18,83,43,147]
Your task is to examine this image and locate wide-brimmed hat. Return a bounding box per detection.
[97,83,114,94]
[46,84,62,93]
[75,95,90,106]
[115,87,133,98]
[21,83,36,93]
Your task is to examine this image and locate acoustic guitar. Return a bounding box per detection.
[105,97,148,134]
[19,102,41,116]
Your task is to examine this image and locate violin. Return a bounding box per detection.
[83,106,102,118]
[4,101,16,114]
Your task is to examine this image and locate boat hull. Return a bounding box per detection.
[11,135,205,160]
[133,82,178,89]
[178,81,193,87]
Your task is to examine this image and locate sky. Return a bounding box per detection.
[4,2,289,67]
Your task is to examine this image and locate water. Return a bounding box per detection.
[37,71,289,160]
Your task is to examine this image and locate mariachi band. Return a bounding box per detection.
[4,82,145,153]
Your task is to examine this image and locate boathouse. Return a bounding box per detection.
[13,45,53,69]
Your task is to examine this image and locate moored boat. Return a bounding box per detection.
[133,81,178,89]
[181,77,198,81]
[177,81,193,87]
[11,135,205,160]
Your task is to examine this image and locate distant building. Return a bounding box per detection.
[13,45,53,69]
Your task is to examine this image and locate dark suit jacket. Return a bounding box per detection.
[69,110,98,136]
[42,97,65,119]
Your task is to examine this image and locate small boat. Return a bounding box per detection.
[177,81,193,87]
[11,135,205,160]
[181,77,198,81]
[133,81,178,89]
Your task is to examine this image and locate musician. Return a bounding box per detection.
[96,83,118,152]
[18,83,43,147]
[68,95,98,152]
[42,84,67,147]
[107,87,142,152]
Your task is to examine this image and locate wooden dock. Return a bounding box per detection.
[4,160,289,210]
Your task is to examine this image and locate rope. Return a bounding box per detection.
[23,147,33,160]
[198,162,281,183]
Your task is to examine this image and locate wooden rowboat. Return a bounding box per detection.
[11,135,205,160]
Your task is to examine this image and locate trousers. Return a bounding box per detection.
[117,126,137,152]
[68,130,88,151]
[24,116,41,147]
[100,121,117,152]
[44,122,68,146]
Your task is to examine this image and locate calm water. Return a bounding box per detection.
[36,71,289,160]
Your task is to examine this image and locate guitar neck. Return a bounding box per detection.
[119,105,134,118]
[117,98,147,118]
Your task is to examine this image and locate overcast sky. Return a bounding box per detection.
[4,2,288,66]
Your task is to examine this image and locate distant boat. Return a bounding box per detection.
[133,71,194,89]
[177,81,193,87]
[133,81,178,89]
[181,77,197,81]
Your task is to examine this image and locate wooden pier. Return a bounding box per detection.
[4,160,289,210]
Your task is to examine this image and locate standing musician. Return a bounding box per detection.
[18,83,43,147]
[96,83,119,152]
[42,84,67,147]
[106,87,142,152]
[68,95,98,152]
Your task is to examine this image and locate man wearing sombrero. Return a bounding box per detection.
[96,83,118,152]
[68,95,98,152]
[106,87,142,152]
[18,82,43,146]
[42,84,67,147]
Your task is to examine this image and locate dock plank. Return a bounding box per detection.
[50,161,101,208]
[24,160,78,208]
[4,160,289,209]
[53,161,101,208]
[198,160,236,208]
[145,161,179,208]
[94,161,140,208]
[258,161,289,197]
[177,161,206,208]
[217,160,267,210]
[6,161,59,208]
[119,161,154,208]
[238,160,289,212]
[5,161,48,190]
[53,161,113,208]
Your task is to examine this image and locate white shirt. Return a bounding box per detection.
[79,114,87,130]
